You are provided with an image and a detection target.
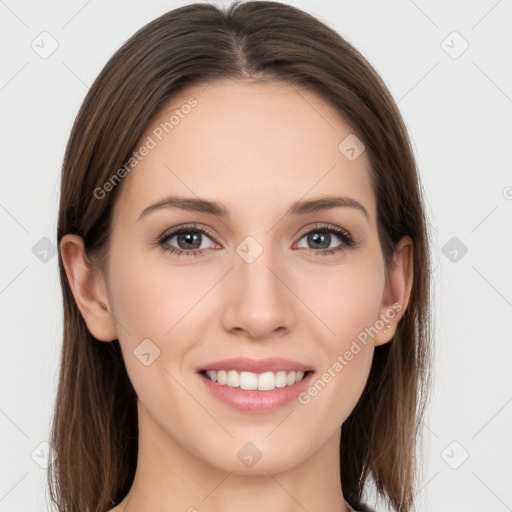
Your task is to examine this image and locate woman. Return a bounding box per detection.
[50,2,433,511]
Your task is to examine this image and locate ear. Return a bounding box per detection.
[59,234,117,342]
[374,235,414,346]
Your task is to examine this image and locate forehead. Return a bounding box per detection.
[115,79,376,225]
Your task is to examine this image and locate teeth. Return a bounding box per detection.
[205,369,306,390]
[226,370,239,387]
[239,371,258,390]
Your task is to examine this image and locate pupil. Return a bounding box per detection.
[178,232,201,250]
[309,232,330,249]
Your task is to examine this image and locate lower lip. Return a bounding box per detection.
[198,371,314,413]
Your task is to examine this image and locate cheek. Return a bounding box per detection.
[106,253,201,414]
[297,257,384,421]
[106,250,219,391]
[301,254,385,348]
[108,249,211,343]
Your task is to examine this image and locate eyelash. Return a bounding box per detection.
[155,223,356,258]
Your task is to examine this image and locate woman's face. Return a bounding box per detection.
[97,79,407,474]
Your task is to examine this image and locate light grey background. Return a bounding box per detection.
[1,1,511,511]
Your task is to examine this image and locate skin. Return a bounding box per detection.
[60,79,413,512]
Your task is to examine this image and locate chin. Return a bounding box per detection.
[198,438,312,475]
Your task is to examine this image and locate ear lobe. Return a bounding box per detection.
[374,235,414,346]
[59,234,117,342]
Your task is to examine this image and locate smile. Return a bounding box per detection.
[196,357,315,412]
[202,369,309,391]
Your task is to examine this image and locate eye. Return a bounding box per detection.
[155,222,356,258]
[156,224,218,258]
[295,223,355,256]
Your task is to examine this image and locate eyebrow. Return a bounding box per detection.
[138,194,370,222]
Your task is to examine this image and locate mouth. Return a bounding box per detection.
[199,368,314,391]
[196,358,315,413]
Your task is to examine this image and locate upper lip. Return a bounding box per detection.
[197,357,314,374]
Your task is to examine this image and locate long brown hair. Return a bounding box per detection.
[49,2,433,511]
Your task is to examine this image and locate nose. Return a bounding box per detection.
[221,242,297,340]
